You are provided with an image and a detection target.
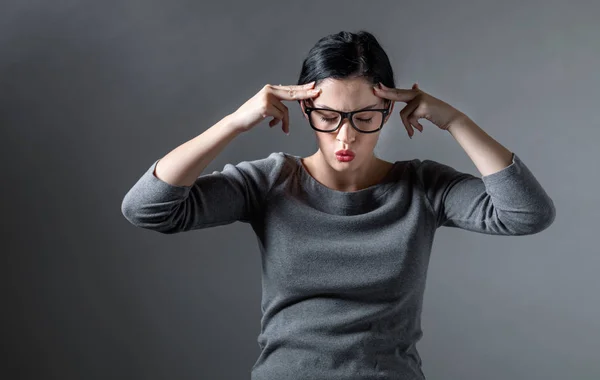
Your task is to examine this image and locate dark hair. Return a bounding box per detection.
[296,30,396,103]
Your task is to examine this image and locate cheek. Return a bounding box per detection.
[359,135,381,149]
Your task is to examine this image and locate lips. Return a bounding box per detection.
[335,149,355,157]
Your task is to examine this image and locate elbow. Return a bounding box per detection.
[121,198,138,226]
[515,200,557,235]
[120,192,140,225]
[121,201,181,234]
[533,200,556,233]
[494,198,556,236]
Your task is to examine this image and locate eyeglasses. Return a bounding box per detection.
[303,100,391,134]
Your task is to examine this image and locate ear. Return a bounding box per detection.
[384,100,394,123]
[299,100,309,120]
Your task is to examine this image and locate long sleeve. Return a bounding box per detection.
[120,152,285,234]
[414,153,556,235]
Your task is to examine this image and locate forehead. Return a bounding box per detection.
[311,77,383,111]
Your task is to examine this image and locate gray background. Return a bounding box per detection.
[2,0,598,379]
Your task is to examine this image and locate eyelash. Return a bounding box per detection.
[319,117,373,123]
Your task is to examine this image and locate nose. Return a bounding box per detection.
[336,118,356,143]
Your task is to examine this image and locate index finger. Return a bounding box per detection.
[271,82,321,101]
[373,85,418,103]
[272,81,315,88]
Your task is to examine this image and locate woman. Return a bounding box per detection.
[121,30,556,380]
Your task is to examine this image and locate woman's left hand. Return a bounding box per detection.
[373,82,466,138]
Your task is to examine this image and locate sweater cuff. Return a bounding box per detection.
[480,152,520,185]
[145,159,192,197]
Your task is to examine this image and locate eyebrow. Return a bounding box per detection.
[313,103,380,111]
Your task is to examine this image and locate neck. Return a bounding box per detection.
[304,150,389,192]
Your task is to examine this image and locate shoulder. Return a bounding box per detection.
[219,151,295,191]
[237,151,294,176]
[408,157,465,178]
[222,152,288,173]
[408,157,478,194]
[409,157,455,171]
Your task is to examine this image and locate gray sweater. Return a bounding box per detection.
[121,151,556,380]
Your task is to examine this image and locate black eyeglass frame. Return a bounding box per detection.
[302,100,392,134]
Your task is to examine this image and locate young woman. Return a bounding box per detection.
[121,30,556,380]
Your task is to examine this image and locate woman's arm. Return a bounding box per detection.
[446,114,514,176]
[417,106,556,236]
[153,114,243,187]
[120,115,284,234]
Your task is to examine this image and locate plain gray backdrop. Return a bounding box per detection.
[2,0,598,379]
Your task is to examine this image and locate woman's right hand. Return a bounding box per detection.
[227,82,322,134]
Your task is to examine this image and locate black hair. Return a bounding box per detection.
[296,30,396,104]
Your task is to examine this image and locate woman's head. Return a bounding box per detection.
[296,30,396,171]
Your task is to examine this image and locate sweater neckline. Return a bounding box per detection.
[282,153,405,210]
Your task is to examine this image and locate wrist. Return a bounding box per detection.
[446,112,471,134]
[221,114,246,135]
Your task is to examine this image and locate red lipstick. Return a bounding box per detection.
[335,149,355,156]
[335,149,355,162]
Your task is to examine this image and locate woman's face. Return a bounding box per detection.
[300,76,394,171]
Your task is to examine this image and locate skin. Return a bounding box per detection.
[265,76,513,193]
[298,77,396,193]
[154,75,512,191]
[372,82,514,177]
